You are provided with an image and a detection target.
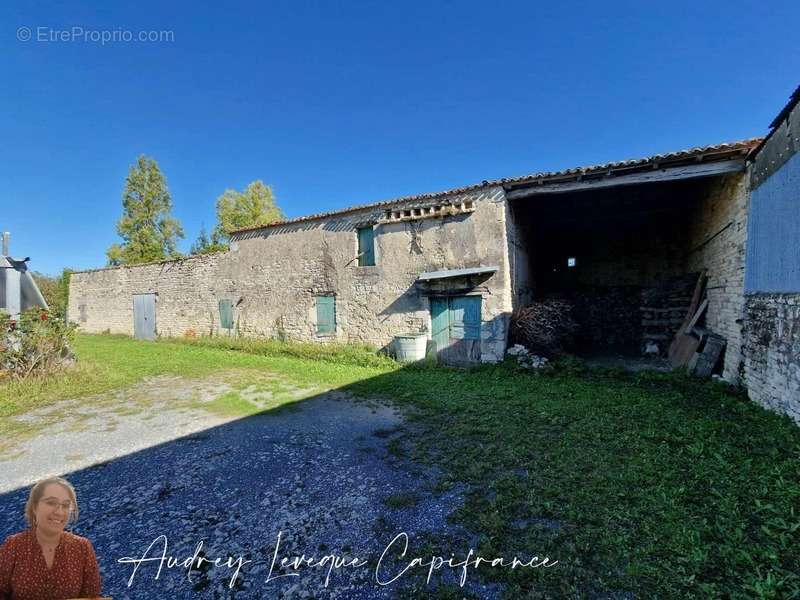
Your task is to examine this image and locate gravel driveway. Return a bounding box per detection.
[0,372,499,599]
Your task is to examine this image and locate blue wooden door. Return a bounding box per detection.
[133,294,156,340]
[449,296,482,340]
[430,297,450,352]
[430,296,481,364]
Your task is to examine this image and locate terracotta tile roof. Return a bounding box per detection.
[231,138,762,235]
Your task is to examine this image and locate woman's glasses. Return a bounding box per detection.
[41,498,73,512]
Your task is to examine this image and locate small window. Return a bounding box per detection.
[567,257,577,268]
[357,226,375,266]
[316,295,336,334]
[218,299,234,329]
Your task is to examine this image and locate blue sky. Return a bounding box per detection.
[2,1,798,275]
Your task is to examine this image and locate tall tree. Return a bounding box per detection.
[212,180,284,246]
[190,223,226,255]
[106,155,184,265]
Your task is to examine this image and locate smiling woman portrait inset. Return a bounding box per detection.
[0,477,102,600]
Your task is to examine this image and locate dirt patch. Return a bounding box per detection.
[0,369,320,489]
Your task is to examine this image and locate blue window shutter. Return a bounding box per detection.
[357,227,375,266]
[316,296,336,334]
[218,299,234,329]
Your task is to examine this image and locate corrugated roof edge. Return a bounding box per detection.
[231,138,761,235]
[747,84,800,161]
[769,84,800,129]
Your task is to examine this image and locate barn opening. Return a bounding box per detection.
[506,146,751,368]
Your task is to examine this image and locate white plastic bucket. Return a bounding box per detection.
[394,333,428,362]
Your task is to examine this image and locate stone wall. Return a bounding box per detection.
[687,173,750,382]
[69,252,226,337]
[742,295,800,424]
[68,187,514,362]
[506,203,534,308]
[740,91,800,423]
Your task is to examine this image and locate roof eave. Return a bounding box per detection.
[230,138,762,236]
[502,146,753,194]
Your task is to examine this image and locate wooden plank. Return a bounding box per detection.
[689,334,727,377]
[430,297,450,353]
[670,334,702,367]
[684,298,709,334]
[505,160,745,199]
[668,273,707,367]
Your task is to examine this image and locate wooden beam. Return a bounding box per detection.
[505,159,745,199]
[684,298,709,334]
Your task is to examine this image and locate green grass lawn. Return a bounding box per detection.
[0,334,395,419]
[2,334,799,598]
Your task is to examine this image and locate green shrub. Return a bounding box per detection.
[549,354,587,376]
[0,308,77,379]
[169,334,397,369]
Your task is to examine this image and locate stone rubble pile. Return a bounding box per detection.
[506,344,550,370]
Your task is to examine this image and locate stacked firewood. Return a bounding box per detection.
[571,286,641,349]
[509,299,579,357]
[640,273,700,356]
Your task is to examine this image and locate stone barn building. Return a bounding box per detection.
[69,85,800,423]
[67,141,755,367]
[70,187,514,365]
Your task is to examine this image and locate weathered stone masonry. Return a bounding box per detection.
[687,173,750,383]
[68,187,513,362]
[743,295,800,422]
